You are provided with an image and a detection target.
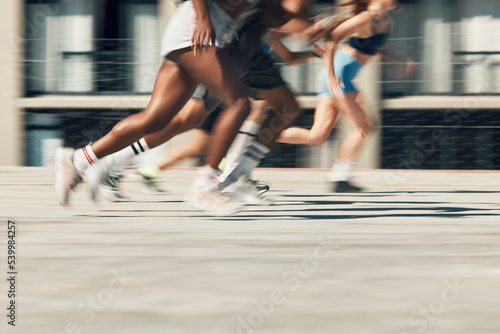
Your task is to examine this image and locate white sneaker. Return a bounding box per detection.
[221,177,274,206]
[86,156,113,202]
[190,169,241,216]
[99,172,127,201]
[54,147,83,207]
[132,171,165,194]
[87,155,129,202]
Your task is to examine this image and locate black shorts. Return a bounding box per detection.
[192,85,222,113]
[197,105,224,133]
[239,61,286,98]
[200,53,286,111]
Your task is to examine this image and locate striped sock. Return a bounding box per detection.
[109,138,150,172]
[73,144,98,172]
[220,121,261,180]
[219,140,270,184]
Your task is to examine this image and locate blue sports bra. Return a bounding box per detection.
[348,32,389,55]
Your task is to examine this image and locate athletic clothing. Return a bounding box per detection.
[160,0,259,59]
[317,50,363,96]
[201,10,286,109]
[348,32,389,55]
[319,19,390,96]
[198,106,224,133]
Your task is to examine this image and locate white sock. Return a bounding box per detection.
[220,121,261,180]
[328,160,355,182]
[73,145,98,173]
[108,138,150,173]
[219,140,270,184]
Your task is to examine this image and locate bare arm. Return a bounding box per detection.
[277,17,313,35]
[268,30,321,66]
[324,12,373,98]
[191,0,215,55]
[379,48,420,81]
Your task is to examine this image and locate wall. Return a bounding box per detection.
[0,0,23,166]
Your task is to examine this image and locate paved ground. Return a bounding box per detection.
[1,167,500,334]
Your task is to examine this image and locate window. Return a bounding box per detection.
[24,0,160,95]
[383,0,500,97]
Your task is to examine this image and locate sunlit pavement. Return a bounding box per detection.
[1,167,500,334]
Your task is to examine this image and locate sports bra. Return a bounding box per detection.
[348,32,388,55]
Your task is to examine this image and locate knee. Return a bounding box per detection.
[308,133,329,147]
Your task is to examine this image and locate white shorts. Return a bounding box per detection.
[160,0,243,59]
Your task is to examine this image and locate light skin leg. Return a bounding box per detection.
[337,91,374,161]
[277,96,339,146]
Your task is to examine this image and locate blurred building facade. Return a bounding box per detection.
[1,0,499,169]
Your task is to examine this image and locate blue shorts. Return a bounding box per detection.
[317,50,363,97]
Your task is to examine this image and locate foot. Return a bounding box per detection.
[100,172,127,201]
[190,169,240,216]
[248,179,270,194]
[222,177,274,206]
[54,147,83,207]
[333,180,363,193]
[86,156,115,202]
[135,170,164,194]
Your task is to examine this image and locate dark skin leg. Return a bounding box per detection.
[91,60,197,158]
[90,47,249,172]
[172,47,250,169]
[257,85,303,148]
[143,99,208,149]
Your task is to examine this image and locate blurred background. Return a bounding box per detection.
[1,0,499,170]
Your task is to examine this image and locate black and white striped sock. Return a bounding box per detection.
[220,141,270,184]
[107,137,150,173]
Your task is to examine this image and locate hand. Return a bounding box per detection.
[312,42,325,58]
[387,58,420,81]
[191,18,215,56]
[305,15,337,42]
[404,59,420,79]
[327,67,344,99]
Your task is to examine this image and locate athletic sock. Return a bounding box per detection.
[220,121,261,180]
[108,138,150,173]
[328,160,355,182]
[219,140,270,184]
[73,144,98,173]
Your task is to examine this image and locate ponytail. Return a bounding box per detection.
[326,0,370,16]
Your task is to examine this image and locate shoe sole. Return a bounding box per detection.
[222,187,274,206]
[54,147,72,207]
[189,191,241,216]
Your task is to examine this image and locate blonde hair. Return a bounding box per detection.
[327,0,370,15]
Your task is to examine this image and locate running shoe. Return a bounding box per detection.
[333,180,363,193]
[190,168,241,216]
[54,147,83,207]
[222,177,274,206]
[100,172,127,201]
[86,157,113,202]
[248,179,270,194]
[135,166,164,194]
